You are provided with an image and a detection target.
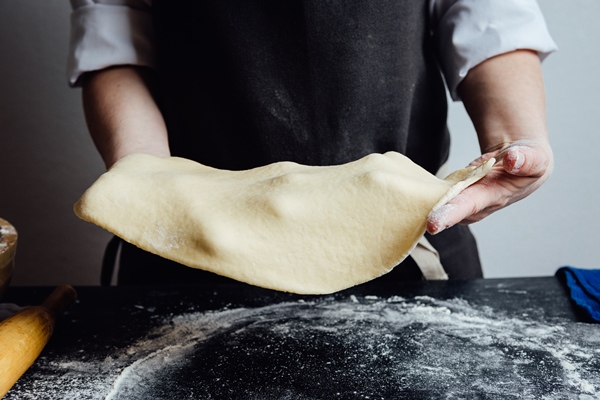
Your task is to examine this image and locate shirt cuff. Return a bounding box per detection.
[434,0,558,101]
[67,3,156,87]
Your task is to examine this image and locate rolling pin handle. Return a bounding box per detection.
[40,285,77,318]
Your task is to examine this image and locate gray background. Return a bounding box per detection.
[0,1,598,286]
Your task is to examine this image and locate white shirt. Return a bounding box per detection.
[68,0,557,100]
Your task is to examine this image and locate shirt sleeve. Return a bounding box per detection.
[430,0,558,100]
[67,0,155,87]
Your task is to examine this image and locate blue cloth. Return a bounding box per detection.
[556,266,600,322]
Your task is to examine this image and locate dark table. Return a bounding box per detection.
[2,277,599,399]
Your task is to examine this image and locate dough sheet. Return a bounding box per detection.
[75,153,493,294]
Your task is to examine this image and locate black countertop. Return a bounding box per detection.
[3,277,599,399]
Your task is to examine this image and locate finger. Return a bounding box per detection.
[426,183,499,235]
[499,142,552,177]
[426,202,457,235]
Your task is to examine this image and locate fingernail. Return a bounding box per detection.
[428,224,446,235]
[510,149,525,171]
[430,226,446,235]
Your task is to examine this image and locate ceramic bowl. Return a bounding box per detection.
[0,218,17,300]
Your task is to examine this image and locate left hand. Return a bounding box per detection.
[427,139,553,234]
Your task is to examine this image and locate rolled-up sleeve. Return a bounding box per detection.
[431,0,558,100]
[67,0,155,86]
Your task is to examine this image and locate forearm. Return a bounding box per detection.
[458,50,550,155]
[81,66,170,169]
[427,50,554,233]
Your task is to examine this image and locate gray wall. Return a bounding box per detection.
[0,0,598,286]
[0,1,110,285]
[446,0,600,277]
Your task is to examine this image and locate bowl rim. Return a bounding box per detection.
[0,218,17,298]
[0,218,18,252]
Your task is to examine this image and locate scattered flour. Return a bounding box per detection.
[5,296,600,399]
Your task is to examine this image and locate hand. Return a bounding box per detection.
[427,140,553,234]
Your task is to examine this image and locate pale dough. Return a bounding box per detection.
[74,152,493,294]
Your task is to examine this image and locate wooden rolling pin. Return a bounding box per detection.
[0,285,77,398]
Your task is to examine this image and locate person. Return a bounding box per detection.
[68,0,557,286]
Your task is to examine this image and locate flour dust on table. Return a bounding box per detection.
[6,296,600,399]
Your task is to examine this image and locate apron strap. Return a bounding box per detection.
[410,236,449,280]
[100,236,121,286]
[409,161,452,280]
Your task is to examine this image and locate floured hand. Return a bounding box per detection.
[427,140,553,234]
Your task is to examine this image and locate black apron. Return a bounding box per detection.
[112,0,483,286]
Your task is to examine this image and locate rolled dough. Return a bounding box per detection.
[74,152,493,294]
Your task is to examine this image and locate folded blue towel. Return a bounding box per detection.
[556,266,600,322]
